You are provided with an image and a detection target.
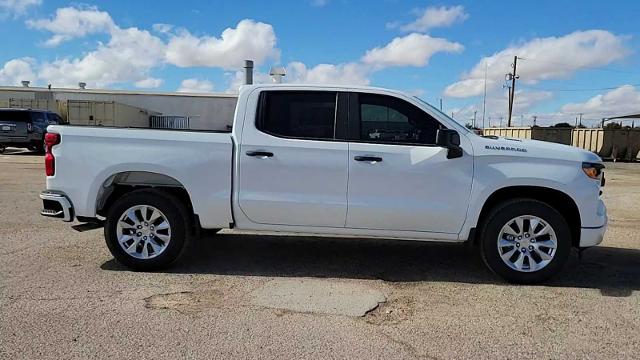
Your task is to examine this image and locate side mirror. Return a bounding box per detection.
[436,129,463,159]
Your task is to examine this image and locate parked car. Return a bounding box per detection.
[39,84,607,283]
[0,108,64,153]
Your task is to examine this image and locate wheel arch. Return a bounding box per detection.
[476,186,581,247]
[95,171,196,227]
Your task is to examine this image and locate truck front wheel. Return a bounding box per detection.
[104,189,189,271]
[479,199,571,284]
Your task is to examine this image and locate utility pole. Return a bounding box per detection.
[506,56,519,127]
[482,62,488,129]
[532,116,537,126]
[499,116,504,127]
[439,98,443,111]
[473,110,477,128]
[578,113,583,127]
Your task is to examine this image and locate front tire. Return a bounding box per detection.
[104,189,190,271]
[479,199,571,284]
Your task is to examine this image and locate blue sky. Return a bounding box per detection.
[0,0,638,126]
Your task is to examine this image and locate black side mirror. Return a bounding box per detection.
[436,129,463,159]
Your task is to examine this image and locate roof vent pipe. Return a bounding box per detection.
[21,80,30,87]
[79,82,86,89]
[269,66,286,83]
[244,60,254,85]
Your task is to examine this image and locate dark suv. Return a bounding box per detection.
[0,109,65,153]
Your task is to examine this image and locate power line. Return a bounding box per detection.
[525,83,640,92]
[517,57,640,75]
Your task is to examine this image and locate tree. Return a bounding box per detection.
[553,122,573,128]
[603,122,622,130]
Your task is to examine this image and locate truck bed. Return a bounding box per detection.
[45,125,234,228]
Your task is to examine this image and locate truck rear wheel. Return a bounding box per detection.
[479,199,571,284]
[104,189,189,271]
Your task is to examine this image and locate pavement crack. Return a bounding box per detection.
[377,330,438,360]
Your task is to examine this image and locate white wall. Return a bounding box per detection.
[0,87,238,131]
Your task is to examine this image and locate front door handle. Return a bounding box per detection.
[246,150,274,157]
[354,155,383,162]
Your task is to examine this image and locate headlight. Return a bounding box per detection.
[582,162,604,180]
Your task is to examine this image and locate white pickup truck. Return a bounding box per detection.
[40,84,607,283]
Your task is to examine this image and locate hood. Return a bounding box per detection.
[472,135,602,163]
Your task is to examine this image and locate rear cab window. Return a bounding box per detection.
[256,91,338,140]
[0,111,31,123]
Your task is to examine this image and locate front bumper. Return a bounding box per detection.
[579,199,607,247]
[40,191,74,222]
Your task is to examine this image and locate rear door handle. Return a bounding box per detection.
[354,156,383,162]
[246,150,274,157]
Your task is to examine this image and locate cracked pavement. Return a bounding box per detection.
[1,149,639,359]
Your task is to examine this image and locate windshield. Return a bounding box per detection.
[413,97,471,135]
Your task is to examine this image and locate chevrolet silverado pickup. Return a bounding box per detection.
[39,84,607,283]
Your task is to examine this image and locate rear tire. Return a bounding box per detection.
[479,199,571,284]
[104,189,190,271]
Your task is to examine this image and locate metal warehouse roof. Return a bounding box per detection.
[0,85,238,98]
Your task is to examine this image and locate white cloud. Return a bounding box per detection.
[224,32,464,91]
[19,6,282,89]
[362,33,463,68]
[396,5,469,32]
[286,61,370,85]
[165,19,279,69]
[445,30,629,98]
[134,77,163,89]
[310,0,329,7]
[38,26,166,87]
[0,57,36,86]
[26,6,115,46]
[24,6,274,89]
[177,78,214,93]
[561,85,640,118]
[0,0,41,17]
[225,61,370,92]
[152,23,173,34]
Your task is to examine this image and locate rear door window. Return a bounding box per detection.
[257,91,337,140]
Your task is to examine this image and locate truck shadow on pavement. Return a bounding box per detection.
[102,233,640,297]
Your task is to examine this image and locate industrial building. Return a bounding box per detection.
[0,84,238,131]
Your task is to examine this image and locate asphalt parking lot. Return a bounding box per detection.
[1,147,639,359]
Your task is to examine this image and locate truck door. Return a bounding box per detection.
[345,92,473,234]
[238,90,349,227]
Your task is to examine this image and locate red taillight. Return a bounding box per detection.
[44,133,60,176]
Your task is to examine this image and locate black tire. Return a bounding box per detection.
[35,142,45,154]
[479,199,571,284]
[29,141,45,154]
[104,189,190,271]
